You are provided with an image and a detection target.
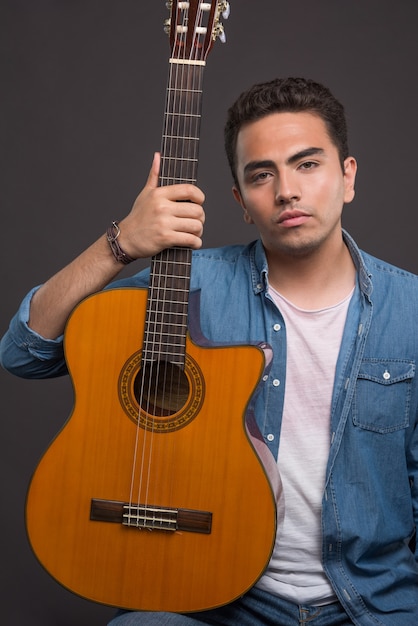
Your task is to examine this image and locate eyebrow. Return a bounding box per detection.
[243,147,325,177]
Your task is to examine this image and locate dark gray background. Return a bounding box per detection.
[1,1,417,624]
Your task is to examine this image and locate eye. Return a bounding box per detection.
[251,171,272,183]
[299,160,318,171]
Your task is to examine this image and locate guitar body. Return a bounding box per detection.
[26,288,277,612]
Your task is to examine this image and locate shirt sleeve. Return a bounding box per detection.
[0,268,152,380]
[408,415,418,561]
[0,286,68,378]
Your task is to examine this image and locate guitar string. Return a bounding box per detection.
[161,4,205,515]
[151,4,205,522]
[133,6,188,526]
[128,33,178,529]
[159,5,191,517]
[130,2,207,529]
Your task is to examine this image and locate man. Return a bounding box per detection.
[1,78,417,625]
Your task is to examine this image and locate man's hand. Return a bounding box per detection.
[27,152,206,339]
[117,152,206,259]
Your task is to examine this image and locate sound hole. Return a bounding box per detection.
[134,360,190,417]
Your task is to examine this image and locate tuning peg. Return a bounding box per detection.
[214,22,226,43]
[220,1,230,19]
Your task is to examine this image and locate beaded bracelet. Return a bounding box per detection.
[106,221,135,265]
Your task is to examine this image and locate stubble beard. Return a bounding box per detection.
[265,220,343,262]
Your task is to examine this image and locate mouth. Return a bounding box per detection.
[277,209,311,228]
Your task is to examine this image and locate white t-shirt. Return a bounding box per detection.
[256,286,353,605]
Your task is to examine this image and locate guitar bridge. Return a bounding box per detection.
[90,498,212,534]
[123,504,178,531]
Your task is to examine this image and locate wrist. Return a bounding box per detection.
[106,221,136,265]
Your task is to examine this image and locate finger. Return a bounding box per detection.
[176,217,205,237]
[171,185,206,207]
[145,152,161,189]
[172,201,205,221]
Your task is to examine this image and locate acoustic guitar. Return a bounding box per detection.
[26,0,278,613]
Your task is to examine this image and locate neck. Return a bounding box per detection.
[265,232,356,309]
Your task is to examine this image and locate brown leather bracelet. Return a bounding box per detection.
[106,221,135,265]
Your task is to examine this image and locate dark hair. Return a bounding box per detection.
[224,77,349,186]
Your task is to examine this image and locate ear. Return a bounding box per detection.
[343,157,357,204]
[232,185,254,224]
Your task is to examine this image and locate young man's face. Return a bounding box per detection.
[232,111,357,261]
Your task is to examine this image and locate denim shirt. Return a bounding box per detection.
[1,230,418,625]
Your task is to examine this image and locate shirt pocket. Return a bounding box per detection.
[352,359,415,433]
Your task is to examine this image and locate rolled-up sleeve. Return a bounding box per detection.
[0,287,67,378]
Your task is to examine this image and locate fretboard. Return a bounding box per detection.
[142,60,205,367]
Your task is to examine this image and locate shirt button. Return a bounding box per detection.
[273,323,281,331]
[263,374,268,382]
[272,379,280,387]
[383,370,391,380]
[267,434,275,442]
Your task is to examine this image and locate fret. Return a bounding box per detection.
[164,108,201,119]
[145,311,188,320]
[166,87,203,94]
[144,316,187,327]
[166,86,202,91]
[144,325,187,335]
[143,59,204,369]
[162,156,199,163]
[143,349,187,359]
[162,134,199,142]
[152,259,191,267]
[152,254,191,263]
[146,315,187,325]
[147,310,188,317]
[148,279,190,288]
[144,320,187,333]
[143,343,186,352]
[145,325,188,335]
[145,325,188,338]
[143,339,186,347]
[142,354,185,362]
[149,277,189,283]
[148,286,189,293]
[145,327,188,337]
[147,292,188,301]
[148,275,189,282]
[159,177,196,184]
[144,334,188,346]
[148,275,190,284]
[164,112,201,119]
[169,58,206,66]
[152,259,191,265]
[148,289,189,297]
[148,291,189,299]
[160,144,199,165]
[165,96,202,103]
[147,294,189,303]
[142,355,185,365]
[148,303,188,312]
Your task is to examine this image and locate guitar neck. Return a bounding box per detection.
[143,60,205,367]
[142,0,229,368]
[160,59,205,187]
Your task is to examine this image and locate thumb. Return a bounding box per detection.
[145,152,161,189]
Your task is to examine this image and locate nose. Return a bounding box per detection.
[275,170,301,204]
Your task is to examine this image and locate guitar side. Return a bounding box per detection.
[25,287,277,613]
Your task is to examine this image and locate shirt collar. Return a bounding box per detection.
[250,229,373,298]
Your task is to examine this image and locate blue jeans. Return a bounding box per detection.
[107,587,354,625]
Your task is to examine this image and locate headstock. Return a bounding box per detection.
[165,1,230,63]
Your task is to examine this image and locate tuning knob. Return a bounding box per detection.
[220,1,230,20]
[214,22,226,43]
